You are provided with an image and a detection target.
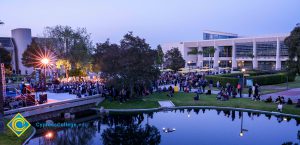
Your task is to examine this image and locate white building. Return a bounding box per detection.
[0,28,48,75]
[161,30,289,71]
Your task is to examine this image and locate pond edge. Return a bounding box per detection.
[102,106,300,118]
[22,127,36,145]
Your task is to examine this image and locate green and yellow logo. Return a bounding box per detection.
[7,113,31,137]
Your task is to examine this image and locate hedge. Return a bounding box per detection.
[248,73,287,86]
[206,72,295,87]
[205,75,239,87]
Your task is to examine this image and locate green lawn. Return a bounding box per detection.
[100,92,300,115]
[0,120,34,145]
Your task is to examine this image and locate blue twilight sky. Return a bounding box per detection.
[0,0,299,48]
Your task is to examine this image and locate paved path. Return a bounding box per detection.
[158,85,249,98]
[35,92,77,103]
[158,100,175,108]
[261,88,300,103]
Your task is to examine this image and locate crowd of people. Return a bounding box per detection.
[14,71,295,110]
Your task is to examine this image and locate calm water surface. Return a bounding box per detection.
[28,109,300,145]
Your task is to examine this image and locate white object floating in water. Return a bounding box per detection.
[162,127,176,133]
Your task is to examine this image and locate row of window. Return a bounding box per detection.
[191,41,288,58]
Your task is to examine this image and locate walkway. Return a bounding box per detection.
[261,88,300,103]
[158,100,175,108]
[158,85,249,98]
[159,84,300,103]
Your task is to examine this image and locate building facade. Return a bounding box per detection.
[0,28,53,75]
[162,31,289,71]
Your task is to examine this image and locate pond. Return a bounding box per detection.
[28,109,300,145]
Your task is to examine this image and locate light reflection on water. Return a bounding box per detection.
[28,109,300,145]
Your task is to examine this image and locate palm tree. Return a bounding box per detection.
[188,46,216,68]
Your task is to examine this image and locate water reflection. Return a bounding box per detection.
[101,113,161,145]
[28,109,300,145]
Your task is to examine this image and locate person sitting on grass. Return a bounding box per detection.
[275,96,281,103]
[265,96,273,103]
[194,93,199,101]
[254,94,261,101]
[222,93,229,101]
[277,103,283,112]
[167,86,174,97]
[216,90,222,100]
[280,96,286,104]
[287,98,293,105]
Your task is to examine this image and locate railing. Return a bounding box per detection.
[4,94,103,118]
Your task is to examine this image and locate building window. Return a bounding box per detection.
[256,41,276,57]
[258,61,276,70]
[219,60,232,68]
[202,47,215,57]
[219,46,232,57]
[280,41,288,57]
[236,42,253,57]
[237,61,252,69]
[203,60,214,68]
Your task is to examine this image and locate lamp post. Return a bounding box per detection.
[188,61,191,72]
[242,68,246,88]
[41,58,49,94]
[286,65,289,90]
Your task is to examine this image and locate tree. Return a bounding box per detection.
[0,47,12,69]
[93,32,160,97]
[44,25,93,71]
[22,40,45,68]
[56,59,71,78]
[188,46,215,68]
[155,45,164,67]
[164,47,185,71]
[284,25,300,74]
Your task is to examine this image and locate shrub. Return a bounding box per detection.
[205,75,239,87]
[206,72,296,87]
[248,73,292,85]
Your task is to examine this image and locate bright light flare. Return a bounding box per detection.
[41,58,50,65]
[27,47,56,69]
[45,131,53,139]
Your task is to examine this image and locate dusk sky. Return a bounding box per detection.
[1,0,299,47]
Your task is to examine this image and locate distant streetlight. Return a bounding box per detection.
[188,61,192,72]
[241,68,246,89]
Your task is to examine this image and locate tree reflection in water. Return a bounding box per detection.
[52,122,97,145]
[101,113,161,145]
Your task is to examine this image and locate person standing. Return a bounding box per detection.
[237,83,242,98]
[248,86,253,98]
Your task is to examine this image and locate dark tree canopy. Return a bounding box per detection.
[102,124,161,145]
[284,26,300,74]
[155,45,164,66]
[164,47,185,71]
[44,25,93,67]
[0,47,12,69]
[22,40,45,68]
[93,32,160,95]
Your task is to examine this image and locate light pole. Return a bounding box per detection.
[188,61,191,72]
[41,58,49,94]
[286,65,289,90]
[241,68,246,88]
